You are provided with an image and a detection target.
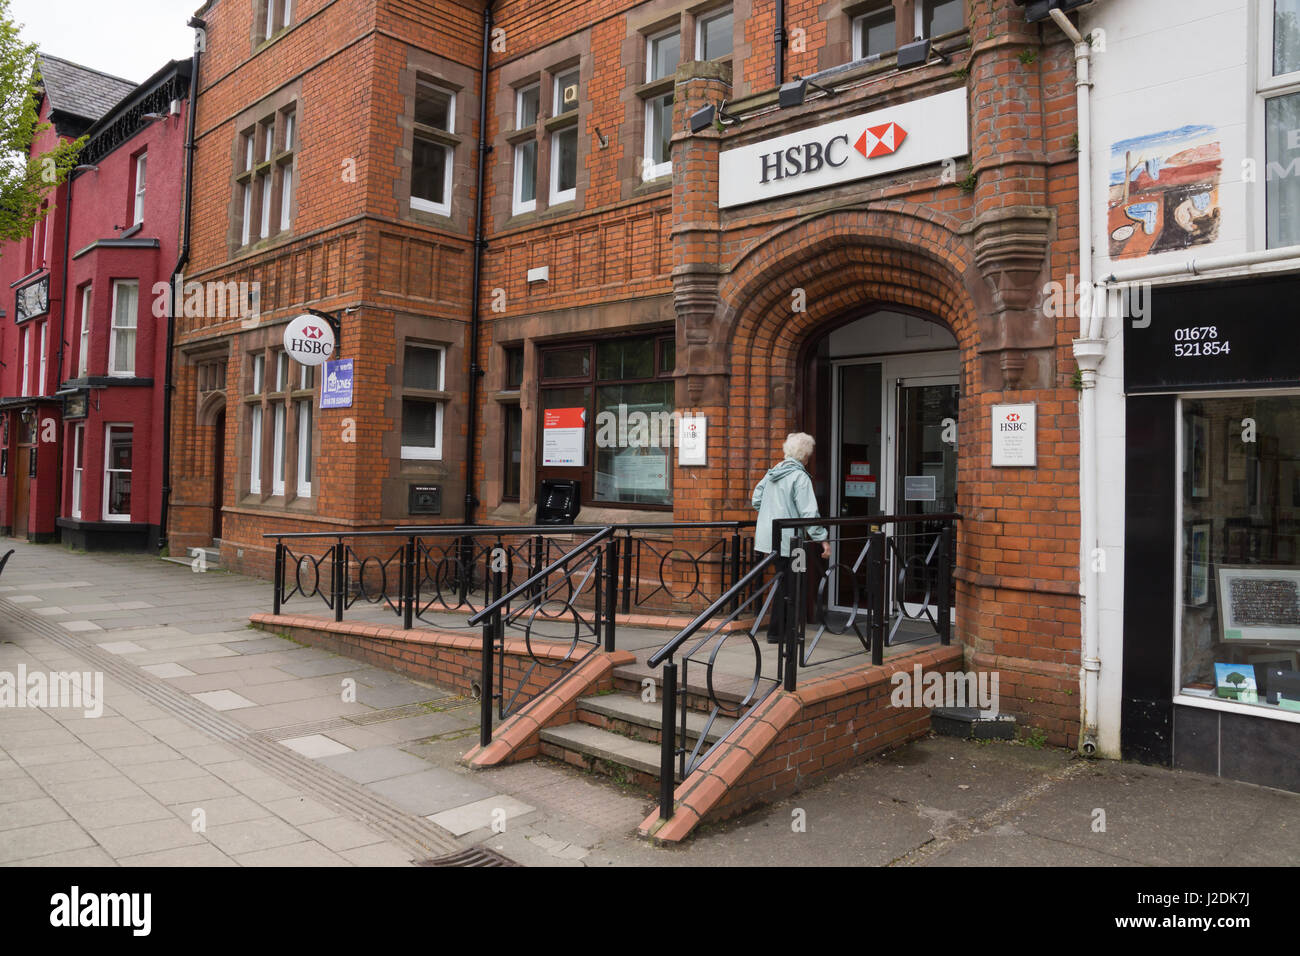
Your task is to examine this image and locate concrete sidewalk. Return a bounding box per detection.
[2,539,1297,867]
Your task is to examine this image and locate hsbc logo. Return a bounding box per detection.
[302,324,324,339]
[854,122,907,159]
[999,412,1026,432]
[1006,412,1020,422]
[759,119,909,184]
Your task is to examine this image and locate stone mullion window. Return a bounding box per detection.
[639,26,680,184]
[234,106,298,251]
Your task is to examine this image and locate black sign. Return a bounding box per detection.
[63,392,88,421]
[408,483,441,515]
[1124,274,1300,393]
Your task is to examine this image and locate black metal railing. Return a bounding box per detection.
[645,513,958,820]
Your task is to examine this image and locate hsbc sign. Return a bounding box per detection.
[718,87,968,209]
[283,312,337,366]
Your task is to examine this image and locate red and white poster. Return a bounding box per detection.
[846,462,876,498]
[542,407,586,466]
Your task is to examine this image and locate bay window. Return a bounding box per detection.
[109,280,138,377]
[71,424,84,519]
[78,284,91,377]
[104,426,133,521]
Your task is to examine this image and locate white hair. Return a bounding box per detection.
[783,432,815,463]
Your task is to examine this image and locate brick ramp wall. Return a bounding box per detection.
[640,645,965,843]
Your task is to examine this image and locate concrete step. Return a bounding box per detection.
[931,707,1016,740]
[576,692,736,746]
[162,547,221,570]
[539,722,663,785]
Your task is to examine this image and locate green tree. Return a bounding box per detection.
[0,0,84,244]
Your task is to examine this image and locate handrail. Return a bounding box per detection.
[646,551,778,668]
[262,524,612,540]
[466,526,614,626]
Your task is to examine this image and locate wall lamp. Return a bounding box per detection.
[897,38,950,69]
[689,100,741,134]
[778,75,839,109]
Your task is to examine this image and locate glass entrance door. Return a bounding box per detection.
[893,376,958,615]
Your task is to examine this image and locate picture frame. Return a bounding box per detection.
[1225,420,1248,481]
[1216,565,1300,643]
[1187,521,1210,606]
[1188,413,1210,499]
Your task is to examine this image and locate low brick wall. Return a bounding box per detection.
[249,611,589,706]
[641,644,965,842]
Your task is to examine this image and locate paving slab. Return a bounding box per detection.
[366,768,499,816]
[317,746,433,784]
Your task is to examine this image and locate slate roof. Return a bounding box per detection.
[35,53,139,125]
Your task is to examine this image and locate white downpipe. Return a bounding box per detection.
[1053,8,1103,755]
[1104,242,1300,285]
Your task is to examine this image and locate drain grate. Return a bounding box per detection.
[417,847,521,867]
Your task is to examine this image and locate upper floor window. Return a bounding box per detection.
[550,67,580,205]
[853,2,896,59]
[696,7,733,61]
[235,107,296,248]
[643,28,679,182]
[109,280,139,377]
[78,284,91,377]
[1262,4,1300,247]
[257,0,293,44]
[411,78,455,217]
[132,152,147,226]
[918,0,963,39]
[513,83,540,215]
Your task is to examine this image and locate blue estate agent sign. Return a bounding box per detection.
[321,358,354,409]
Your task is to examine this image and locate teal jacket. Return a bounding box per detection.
[751,458,828,556]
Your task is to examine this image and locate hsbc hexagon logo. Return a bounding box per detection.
[854,122,907,159]
[284,312,337,366]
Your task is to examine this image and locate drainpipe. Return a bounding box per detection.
[55,168,77,533]
[464,1,494,526]
[774,0,785,85]
[159,19,203,550]
[1051,7,1103,756]
[1102,242,1300,283]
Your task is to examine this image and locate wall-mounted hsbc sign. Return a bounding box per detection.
[718,87,968,209]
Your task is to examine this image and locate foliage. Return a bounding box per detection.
[0,0,85,245]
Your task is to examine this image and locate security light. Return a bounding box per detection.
[1017,0,1093,24]
[689,104,716,134]
[777,76,839,109]
[897,38,949,69]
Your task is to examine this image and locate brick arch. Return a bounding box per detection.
[705,203,983,494]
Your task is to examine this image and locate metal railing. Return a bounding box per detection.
[645,513,958,819]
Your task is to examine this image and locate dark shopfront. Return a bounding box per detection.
[1123,272,1300,793]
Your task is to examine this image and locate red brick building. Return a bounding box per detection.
[0,55,192,550]
[173,0,1086,744]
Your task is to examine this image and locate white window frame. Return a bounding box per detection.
[71,423,84,519]
[133,152,147,225]
[19,327,29,396]
[915,0,963,40]
[695,7,733,61]
[241,181,253,246]
[279,160,293,232]
[512,84,540,216]
[644,28,678,182]
[102,424,133,522]
[259,173,273,239]
[296,399,312,498]
[552,68,580,118]
[272,402,286,496]
[410,82,456,217]
[1256,5,1300,249]
[108,280,139,378]
[252,353,265,393]
[78,285,91,377]
[852,3,896,60]
[37,322,46,396]
[400,343,446,461]
[550,126,578,205]
[249,404,264,495]
[275,350,289,392]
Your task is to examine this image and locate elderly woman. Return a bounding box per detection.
[752,432,829,642]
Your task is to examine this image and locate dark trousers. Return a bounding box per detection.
[766,553,792,642]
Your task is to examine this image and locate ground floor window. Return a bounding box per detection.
[537,331,674,509]
[104,425,133,521]
[1178,393,1300,715]
[71,424,85,518]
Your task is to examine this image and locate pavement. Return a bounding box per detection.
[1,538,1297,867]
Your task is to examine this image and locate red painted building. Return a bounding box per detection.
[0,54,192,550]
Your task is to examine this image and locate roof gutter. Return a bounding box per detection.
[158,17,204,550]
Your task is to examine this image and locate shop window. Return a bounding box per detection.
[642,28,679,182]
[401,343,446,460]
[1177,395,1300,716]
[537,332,675,508]
[131,152,147,226]
[78,284,91,377]
[696,7,733,61]
[108,280,138,377]
[234,106,296,248]
[71,423,84,519]
[103,425,133,521]
[852,2,897,59]
[512,84,540,215]
[411,78,455,216]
